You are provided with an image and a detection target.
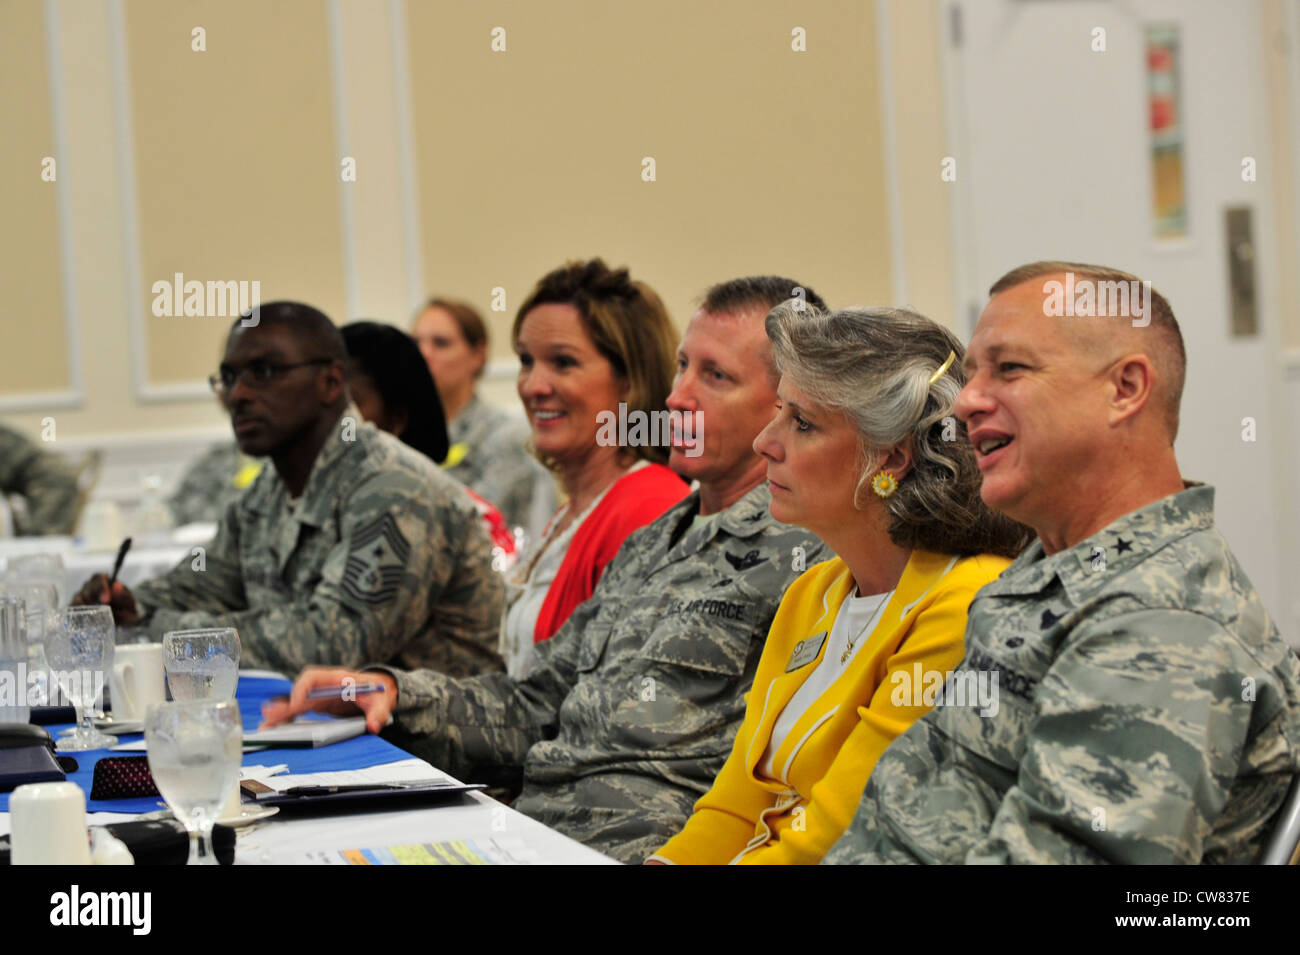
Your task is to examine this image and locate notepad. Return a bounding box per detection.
[109,717,365,753]
[241,716,367,748]
[243,757,441,793]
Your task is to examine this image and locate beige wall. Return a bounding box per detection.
[125,0,347,390]
[1,0,954,441]
[0,0,70,400]
[882,0,956,326]
[406,0,891,368]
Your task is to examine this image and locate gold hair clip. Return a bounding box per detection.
[928,350,956,386]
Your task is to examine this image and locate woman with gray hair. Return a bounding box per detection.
[649,304,1031,865]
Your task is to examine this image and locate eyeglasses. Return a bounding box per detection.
[208,358,334,394]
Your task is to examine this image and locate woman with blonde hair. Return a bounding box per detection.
[649,304,1031,865]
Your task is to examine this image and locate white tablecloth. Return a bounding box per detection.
[0,528,210,606]
[0,762,618,866]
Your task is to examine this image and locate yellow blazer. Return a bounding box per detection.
[650,549,1010,865]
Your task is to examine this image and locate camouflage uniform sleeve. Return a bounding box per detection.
[371,592,595,787]
[0,427,79,535]
[410,498,506,678]
[134,504,248,620]
[148,472,500,674]
[966,609,1262,864]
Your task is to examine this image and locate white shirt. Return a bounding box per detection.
[760,587,893,782]
[498,462,647,680]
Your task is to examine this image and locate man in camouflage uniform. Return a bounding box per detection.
[73,302,504,677]
[0,423,80,535]
[826,262,1300,865]
[444,393,550,537]
[265,277,830,863]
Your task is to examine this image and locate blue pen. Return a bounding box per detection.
[304,682,388,700]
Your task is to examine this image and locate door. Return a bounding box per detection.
[942,0,1294,636]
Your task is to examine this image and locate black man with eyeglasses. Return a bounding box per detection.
[73,301,505,678]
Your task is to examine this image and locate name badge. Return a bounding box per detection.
[785,632,827,672]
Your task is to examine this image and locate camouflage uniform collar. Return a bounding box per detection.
[985,483,1215,600]
[447,393,488,446]
[240,404,365,526]
[664,483,775,554]
[716,482,778,538]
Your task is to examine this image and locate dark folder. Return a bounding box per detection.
[0,723,74,792]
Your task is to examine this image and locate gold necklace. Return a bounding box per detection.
[840,592,889,665]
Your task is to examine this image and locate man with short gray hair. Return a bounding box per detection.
[827,261,1300,864]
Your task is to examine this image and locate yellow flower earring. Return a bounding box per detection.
[871,472,898,499]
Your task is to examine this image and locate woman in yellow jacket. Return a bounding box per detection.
[649,304,1031,865]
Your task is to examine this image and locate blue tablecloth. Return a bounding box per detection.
[1,676,414,813]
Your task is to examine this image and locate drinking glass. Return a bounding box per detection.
[1,583,58,706]
[0,596,30,723]
[163,628,241,701]
[6,553,68,608]
[144,700,242,865]
[44,606,115,750]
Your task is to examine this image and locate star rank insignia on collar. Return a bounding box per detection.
[1115,536,1133,554]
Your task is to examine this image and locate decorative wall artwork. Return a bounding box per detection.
[1146,24,1188,239]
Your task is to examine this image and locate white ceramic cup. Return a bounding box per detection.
[9,782,94,865]
[79,500,125,553]
[109,642,166,722]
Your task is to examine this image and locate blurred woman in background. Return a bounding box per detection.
[413,299,545,536]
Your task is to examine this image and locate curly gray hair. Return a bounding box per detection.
[765,303,1029,558]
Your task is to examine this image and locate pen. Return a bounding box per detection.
[304,682,389,700]
[107,537,133,591]
[280,781,459,796]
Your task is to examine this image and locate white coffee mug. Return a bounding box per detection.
[79,500,125,554]
[109,642,166,722]
[9,782,94,865]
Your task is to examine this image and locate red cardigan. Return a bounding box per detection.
[533,463,689,644]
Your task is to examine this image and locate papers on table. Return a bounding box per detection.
[241,757,446,797]
[240,764,288,780]
[289,835,542,865]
